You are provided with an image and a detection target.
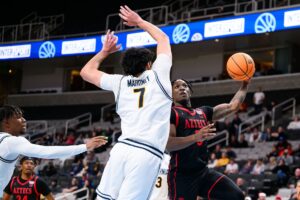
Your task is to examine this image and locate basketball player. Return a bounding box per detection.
[80,5,172,200]
[3,156,54,200]
[0,105,107,198]
[167,79,248,200]
[149,153,171,200]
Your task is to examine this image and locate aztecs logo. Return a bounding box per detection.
[195,108,203,115]
[29,181,35,187]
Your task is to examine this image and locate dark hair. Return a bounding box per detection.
[0,105,23,123]
[171,79,193,93]
[20,156,36,165]
[121,47,155,76]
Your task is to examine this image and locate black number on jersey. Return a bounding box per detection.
[155,176,162,188]
[133,87,145,108]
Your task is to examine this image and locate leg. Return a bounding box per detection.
[168,171,199,200]
[198,169,244,200]
[117,144,161,200]
[96,144,126,200]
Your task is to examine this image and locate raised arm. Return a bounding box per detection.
[80,30,121,88]
[10,136,107,159]
[212,81,249,121]
[119,5,171,57]
[166,124,216,152]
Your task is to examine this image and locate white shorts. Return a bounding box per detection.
[96,139,163,200]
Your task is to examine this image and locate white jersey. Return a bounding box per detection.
[0,133,87,197]
[101,54,172,153]
[150,154,170,200]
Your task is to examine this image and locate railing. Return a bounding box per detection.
[55,187,89,200]
[207,130,229,148]
[100,103,116,123]
[106,6,168,31]
[111,129,229,147]
[0,22,46,43]
[238,111,267,138]
[65,113,92,136]
[271,97,296,126]
[26,120,48,134]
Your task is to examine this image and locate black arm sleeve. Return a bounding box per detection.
[200,106,213,122]
[36,178,51,196]
[3,178,13,194]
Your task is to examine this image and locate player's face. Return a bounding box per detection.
[172,79,191,102]
[21,160,35,175]
[7,114,26,135]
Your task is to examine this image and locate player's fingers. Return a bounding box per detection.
[120,8,129,16]
[125,5,133,12]
[209,128,216,132]
[119,13,127,20]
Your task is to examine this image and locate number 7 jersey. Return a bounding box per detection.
[100,54,173,153]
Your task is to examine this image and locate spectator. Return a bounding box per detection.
[62,177,81,193]
[289,180,300,200]
[225,146,237,159]
[240,160,253,174]
[265,156,277,172]
[231,113,242,137]
[225,159,239,174]
[207,153,218,169]
[279,149,293,165]
[259,127,271,142]
[288,168,300,189]
[258,192,267,200]
[42,161,57,177]
[272,159,290,187]
[213,144,222,159]
[287,116,300,130]
[236,177,247,195]
[237,134,249,148]
[216,152,230,168]
[251,159,265,175]
[49,179,61,194]
[230,135,239,147]
[252,87,265,115]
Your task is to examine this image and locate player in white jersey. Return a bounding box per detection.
[149,153,170,200]
[0,105,107,198]
[80,5,172,200]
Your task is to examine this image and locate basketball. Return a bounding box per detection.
[226,52,255,81]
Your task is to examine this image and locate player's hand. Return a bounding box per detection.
[194,123,216,142]
[119,5,143,27]
[101,30,121,54]
[85,136,108,151]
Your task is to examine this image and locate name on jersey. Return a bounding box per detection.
[127,76,150,87]
[13,187,33,195]
[185,119,207,129]
[159,168,168,175]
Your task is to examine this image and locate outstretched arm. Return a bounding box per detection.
[212,81,249,121]
[10,136,107,159]
[119,5,171,57]
[166,124,216,152]
[80,30,121,88]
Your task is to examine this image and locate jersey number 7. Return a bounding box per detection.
[133,87,145,108]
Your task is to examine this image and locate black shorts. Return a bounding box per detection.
[168,167,244,200]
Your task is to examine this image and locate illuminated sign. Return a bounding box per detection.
[1,6,300,60]
[284,9,300,27]
[0,45,31,59]
[62,38,96,54]
[126,32,157,47]
[204,18,245,37]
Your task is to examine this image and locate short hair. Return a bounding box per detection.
[0,105,23,123]
[20,156,37,165]
[171,79,193,93]
[121,47,155,76]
